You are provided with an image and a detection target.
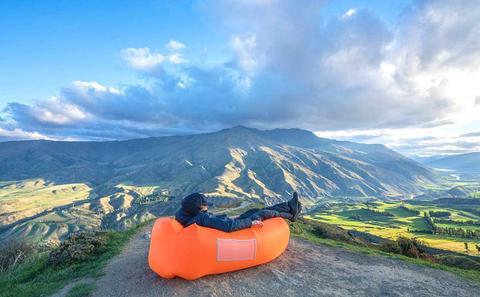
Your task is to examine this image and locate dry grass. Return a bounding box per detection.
[0,238,35,272]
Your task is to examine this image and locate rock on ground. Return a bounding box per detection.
[91,225,480,297]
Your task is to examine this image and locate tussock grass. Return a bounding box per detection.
[0,221,149,297]
[0,239,35,273]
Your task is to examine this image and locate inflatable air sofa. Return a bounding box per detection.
[148,217,289,280]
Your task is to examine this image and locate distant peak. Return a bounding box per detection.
[270,127,316,135]
[230,125,256,131]
[218,125,260,134]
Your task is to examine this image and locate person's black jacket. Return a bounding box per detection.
[174,193,252,232]
[175,208,253,232]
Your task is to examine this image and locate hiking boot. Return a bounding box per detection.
[288,192,302,222]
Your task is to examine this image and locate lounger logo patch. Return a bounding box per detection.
[216,238,257,261]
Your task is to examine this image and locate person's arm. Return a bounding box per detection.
[196,213,253,232]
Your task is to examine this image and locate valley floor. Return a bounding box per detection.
[81,224,480,297]
[308,199,480,254]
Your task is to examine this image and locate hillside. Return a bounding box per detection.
[4,221,480,297]
[425,152,480,173]
[0,181,175,243]
[0,126,438,243]
[0,126,435,200]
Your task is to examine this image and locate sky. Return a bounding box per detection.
[1,0,479,157]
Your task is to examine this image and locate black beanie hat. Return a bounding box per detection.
[181,193,209,215]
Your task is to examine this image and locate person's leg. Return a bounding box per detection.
[237,208,261,219]
[249,209,293,221]
[238,192,302,222]
[264,192,300,214]
[238,203,292,221]
[264,201,291,213]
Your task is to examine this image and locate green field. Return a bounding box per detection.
[307,199,480,254]
[0,179,93,226]
[0,180,162,243]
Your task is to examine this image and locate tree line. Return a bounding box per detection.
[421,212,480,239]
[361,208,394,217]
[399,205,420,215]
[428,210,451,218]
[433,218,480,226]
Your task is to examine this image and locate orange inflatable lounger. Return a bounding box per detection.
[148,217,290,280]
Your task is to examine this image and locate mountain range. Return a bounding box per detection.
[0,126,440,243]
[423,152,480,173]
[0,126,435,200]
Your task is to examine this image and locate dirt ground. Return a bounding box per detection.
[83,224,480,297]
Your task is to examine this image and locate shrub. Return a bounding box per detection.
[379,241,402,254]
[0,239,35,272]
[434,255,480,271]
[428,210,451,218]
[310,220,368,246]
[399,205,420,215]
[380,237,424,259]
[48,232,107,266]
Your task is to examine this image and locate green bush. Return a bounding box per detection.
[380,241,402,254]
[380,237,424,259]
[434,255,480,271]
[309,220,368,246]
[48,232,107,266]
[429,210,451,218]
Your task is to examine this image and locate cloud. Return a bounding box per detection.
[167,53,187,64]
[0,127,56,141]
[121,47,165,70]
[165,40,186,51]
[1,0,480,156]
[342,8,357,19]
[316,125,480,156]
[231,33,258,75]
[120,42,187,71]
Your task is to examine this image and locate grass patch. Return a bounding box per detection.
[0,222,148,297]
[0,239,35,273]
[0,179,92,224]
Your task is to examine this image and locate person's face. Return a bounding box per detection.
[200,205,208,212]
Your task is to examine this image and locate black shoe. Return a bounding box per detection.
[288,192,302,222]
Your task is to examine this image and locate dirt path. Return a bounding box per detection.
[91,224,480,297]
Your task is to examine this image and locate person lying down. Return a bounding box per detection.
[175,192,302,232]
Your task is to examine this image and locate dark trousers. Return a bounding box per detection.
[237,201,293,221]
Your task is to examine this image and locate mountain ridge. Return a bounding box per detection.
[424,152,480,173]
[0,126,435,199]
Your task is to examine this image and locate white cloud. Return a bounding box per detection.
[31,96,89,125]
[165,40,186,51]
[121,46,187,70]
[2,0,480,156]
[0,127,54,140]
[231,33,258,75]
[73,81,121,94]
[342,8,357,19]
[121,47,165,70]
[316,123,480,156]
[167,53,187,64]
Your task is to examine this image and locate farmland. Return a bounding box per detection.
[306,198,480,254]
